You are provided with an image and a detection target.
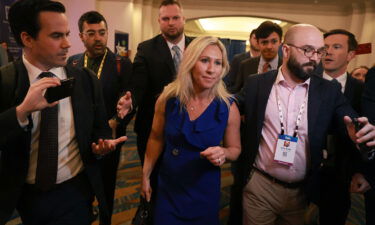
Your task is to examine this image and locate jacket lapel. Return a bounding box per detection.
[100,49,113,81]
[157,35,176,75]
[307,75,323,143]
[344,73,354,101]
[72,54,84,68]
[256,71,278,138]
[65,66,85,136]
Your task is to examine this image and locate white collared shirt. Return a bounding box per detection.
[22,55,83,184]
[322,71,347,93]
[166,35,186,59]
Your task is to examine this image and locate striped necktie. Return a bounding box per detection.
[262,62,270,73]
[172,45,181,72]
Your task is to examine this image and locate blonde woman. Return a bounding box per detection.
[141,36,241,225]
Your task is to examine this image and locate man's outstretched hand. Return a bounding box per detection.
[92,136,128,155]
[117,91,132,119]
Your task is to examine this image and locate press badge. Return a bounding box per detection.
[274,134,298,166]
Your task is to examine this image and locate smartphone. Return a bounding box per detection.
[44,77,75,103]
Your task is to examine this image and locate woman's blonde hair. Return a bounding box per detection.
[159,36,231,108]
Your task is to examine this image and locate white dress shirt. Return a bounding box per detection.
[166,35,186,59]
[323,71,347,93]
[22,55,83,184]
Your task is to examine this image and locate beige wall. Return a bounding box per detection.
[59,0,96,56]
[61,0,375,68]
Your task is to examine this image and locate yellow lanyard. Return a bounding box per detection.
[84,49,108,79]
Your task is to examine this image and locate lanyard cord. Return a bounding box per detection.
[275,85,308,137]
[84,49,108,79]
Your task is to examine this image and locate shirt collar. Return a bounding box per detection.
[322,71,347,92]
[23,54,66,84]
[260,54,279,70]
[166,34,186,53]
[322,71,347,82]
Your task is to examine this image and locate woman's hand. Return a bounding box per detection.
[200,146,226,166]
[141,176,152,202]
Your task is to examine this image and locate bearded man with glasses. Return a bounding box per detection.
[67,11,133,224]
[231,24,375,225]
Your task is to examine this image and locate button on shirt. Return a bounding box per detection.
[257,55,279,74]
[323,71,347,93]
[254,67,310,183]
[22,55,83,184]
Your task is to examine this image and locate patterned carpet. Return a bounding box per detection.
[6,120,366,225]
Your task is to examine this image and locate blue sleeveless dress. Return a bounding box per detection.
[154,97,232,225]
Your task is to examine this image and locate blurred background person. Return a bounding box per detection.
[351,65,369,83]
[232,21,283,93]
[225,28,260,93]
[0,41,14,63]
[141,36,241,225]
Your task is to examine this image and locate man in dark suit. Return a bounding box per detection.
[232,21,283,93]
[0,1,125,224]
[67,11,133,221]
[235,24,375,225]
[351,66,375,225]
[319,29,364,225]
[128,0,192,164]
[225,29,260,93]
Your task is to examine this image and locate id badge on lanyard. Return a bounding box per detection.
[274,134,298,166]
[273,87,306,166]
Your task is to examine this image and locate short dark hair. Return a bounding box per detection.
[324,29,358,52]
[9,0,65,47]
[78,11,108,33]
[249,29,257,39]
[255,21,282,40]
[159,0,182,9]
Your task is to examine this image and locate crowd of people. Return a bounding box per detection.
[1,0,375,225]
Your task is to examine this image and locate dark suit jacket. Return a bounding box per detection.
[236,70,356,203]
[67,49,133,135]
[0,60,111,224]
[233,56,282,93]
[322,74,364,183]
[224,51,250,93]
[362,67,375,187]
[130,34,192,137]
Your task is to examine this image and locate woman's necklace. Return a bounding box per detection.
[187,97,213,112]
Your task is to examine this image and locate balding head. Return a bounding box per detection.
[282,24,325,83]
[284,24,323,47]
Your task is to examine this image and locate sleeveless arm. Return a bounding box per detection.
[142,96,166,178]
[223,102,241,161]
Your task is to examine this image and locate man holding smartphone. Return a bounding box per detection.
[352,66,375,225]
[68,11,133,222]
[0,1,125,224]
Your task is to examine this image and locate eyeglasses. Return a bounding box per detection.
[81,30,107,38]
[286,43,327,59]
